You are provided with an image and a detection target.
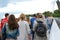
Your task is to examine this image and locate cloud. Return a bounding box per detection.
[0,0,58,14]
[0,0,58,18]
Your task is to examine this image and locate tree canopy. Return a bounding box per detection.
[26,9,60,17]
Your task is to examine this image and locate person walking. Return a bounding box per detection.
[33,13,47,40]
[1,13,9,40]
[2,14,19,40]
[17,13,31,40]
[30,14,36,40]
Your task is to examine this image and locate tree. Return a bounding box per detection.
[53,10,60,17]
[43,11,53,17]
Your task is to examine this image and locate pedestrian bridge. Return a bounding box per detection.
[48,19,60,40]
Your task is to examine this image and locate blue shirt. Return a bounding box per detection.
[30,17,36,29]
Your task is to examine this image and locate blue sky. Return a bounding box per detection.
[0,0,31,7]
[0,0,8,7]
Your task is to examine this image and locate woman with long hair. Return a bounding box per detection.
[2,14,19,40]
[17,13,31,40]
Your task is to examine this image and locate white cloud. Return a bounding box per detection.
[0,0,58,14]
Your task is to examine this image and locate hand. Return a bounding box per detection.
[28,34,32,40]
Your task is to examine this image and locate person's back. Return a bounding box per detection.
[33,13,47,40]
[17,13,31,40]
[2,14,19,40]
[18,20,31,40]
[33,19,47,40]
[2,23,19,39]
[1,13,9,30]
[1,18,8,29]
[0,13,9,40]
[30,14,36,29]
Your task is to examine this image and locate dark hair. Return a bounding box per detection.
[33,14,36,17]
[8,14,19,30]
[5,13,9,17]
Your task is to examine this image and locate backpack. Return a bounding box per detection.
[35,21,47,37]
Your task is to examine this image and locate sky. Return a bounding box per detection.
[0,0,31,7]
[0,0,59,19]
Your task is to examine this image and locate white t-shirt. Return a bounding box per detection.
[17,20,30,40]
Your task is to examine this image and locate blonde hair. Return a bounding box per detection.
[20,13,26,20]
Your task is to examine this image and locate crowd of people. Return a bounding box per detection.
[0,13,53,40]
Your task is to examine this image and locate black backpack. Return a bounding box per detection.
[35,21,47,37]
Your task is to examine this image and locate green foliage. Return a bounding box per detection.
[43,11,53,17]
[53,10,60,17]
[26,14,34,17]
[54,10,60,14]
[43,10,60,17]
[25,9,60,17]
